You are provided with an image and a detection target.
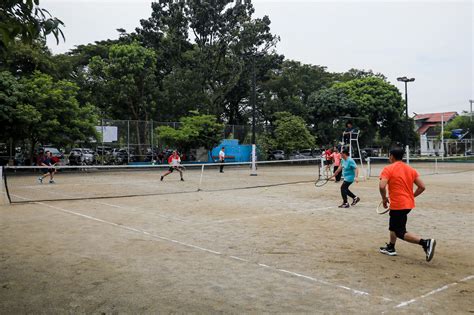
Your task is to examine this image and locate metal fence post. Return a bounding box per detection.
[127,120,130,164]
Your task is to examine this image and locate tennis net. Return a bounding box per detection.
[366,156,474,177]
[2,158,322,204]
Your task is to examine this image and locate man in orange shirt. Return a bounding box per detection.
[378,147,436,262]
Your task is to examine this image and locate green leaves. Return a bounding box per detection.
[310,77,406,146]
[0,0,64,54]
[156,112,224,151]
[272,112,315,154]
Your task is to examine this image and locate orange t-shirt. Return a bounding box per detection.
[379,161,420,210]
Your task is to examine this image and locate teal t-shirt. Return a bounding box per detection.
[342,157,357,182]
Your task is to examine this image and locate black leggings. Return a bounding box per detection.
[340,181,356,203]
[333,165,341,182]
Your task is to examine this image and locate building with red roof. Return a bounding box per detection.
[414,112,458,156]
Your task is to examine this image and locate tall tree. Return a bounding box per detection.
[272,111,315,156]
[88,42,158,157]
[18,72,97,158]
[0,0,64,54]
[309,77,406,147]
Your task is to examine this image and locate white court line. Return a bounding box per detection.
[12,194,392,302]
[395,275,474,308]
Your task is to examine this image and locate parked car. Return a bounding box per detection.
[268,150,285,160]
[299,149,316,157]
[289,151,307,160]
[362,147,380,158]
[111,148,136,164]
[68,148,96,165]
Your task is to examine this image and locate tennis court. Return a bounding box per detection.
[1,161,473,313]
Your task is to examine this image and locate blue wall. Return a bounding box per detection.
[210,139,252,162]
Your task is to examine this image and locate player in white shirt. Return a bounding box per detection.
[219,147,225,173]
[160,151,184,181]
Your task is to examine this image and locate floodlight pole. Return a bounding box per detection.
[397,77,415,163]
[250,54,257,176]
[470,100,473,152]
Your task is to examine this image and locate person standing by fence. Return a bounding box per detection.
[219,147,225,173]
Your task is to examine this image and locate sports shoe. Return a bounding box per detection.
[379,243,397,256]
[338,203,350,208]
[424,239,436,262]
[180,178,184,181]
[49,180,55,184]
[160,176,164,181]
[351,196,360,206]
[37,177,43,184]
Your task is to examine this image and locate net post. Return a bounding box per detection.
[1,166,12,204]
[250,144,257,176]
[197,164,205,191]
[435,157,438,174]
[406,145,410,164]
[367,157,371,178]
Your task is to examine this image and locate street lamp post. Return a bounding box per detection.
[250,54,258,176]
[397,76,415,163]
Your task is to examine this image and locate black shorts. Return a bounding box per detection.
[168,166,182,172]
[389,209,411,233]
[324,160,332,166]
[42,168,54,174]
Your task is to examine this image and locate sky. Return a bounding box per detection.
[42,0,473,115]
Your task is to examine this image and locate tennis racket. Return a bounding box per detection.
[376,200,390,214]
[314,178,329,187]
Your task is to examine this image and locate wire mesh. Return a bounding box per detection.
[4,159,321,203]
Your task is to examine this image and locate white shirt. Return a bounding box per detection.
[219,150,225,161]
[170,156,181,166]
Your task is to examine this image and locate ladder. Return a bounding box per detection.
[342,130,365,178]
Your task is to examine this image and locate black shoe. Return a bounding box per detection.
[424,239,436,262]
[338,203,350,208]
[379,243,397,256]
[160,176,164,181]
[351,196,360,206]
[181,178,184,181]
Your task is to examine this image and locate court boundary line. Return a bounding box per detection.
[395,275,474,308]
[12,194,393,303]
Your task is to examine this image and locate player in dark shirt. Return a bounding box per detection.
[37,151,56,184]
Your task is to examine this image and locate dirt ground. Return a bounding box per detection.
[1,164,473,314]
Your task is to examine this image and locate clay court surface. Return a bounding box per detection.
[1,163,473,313]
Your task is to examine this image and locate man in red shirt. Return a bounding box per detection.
[323,147,333,178]
[378,147,436,261]
[160,151,184,181]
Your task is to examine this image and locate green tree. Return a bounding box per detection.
[0,71,31,148]
[156,112,224,152]
[0,40,56,76]
[272,112,315,156]
[0,0,64,54]
[309,77,407,147]
[441,114,474,139]
[134,0,279,122]
[88,42,158,121]
[260,60,334,126]
[20,71,98,157]
[88,42,158,157]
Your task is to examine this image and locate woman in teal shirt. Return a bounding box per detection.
[331,149,360,208]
